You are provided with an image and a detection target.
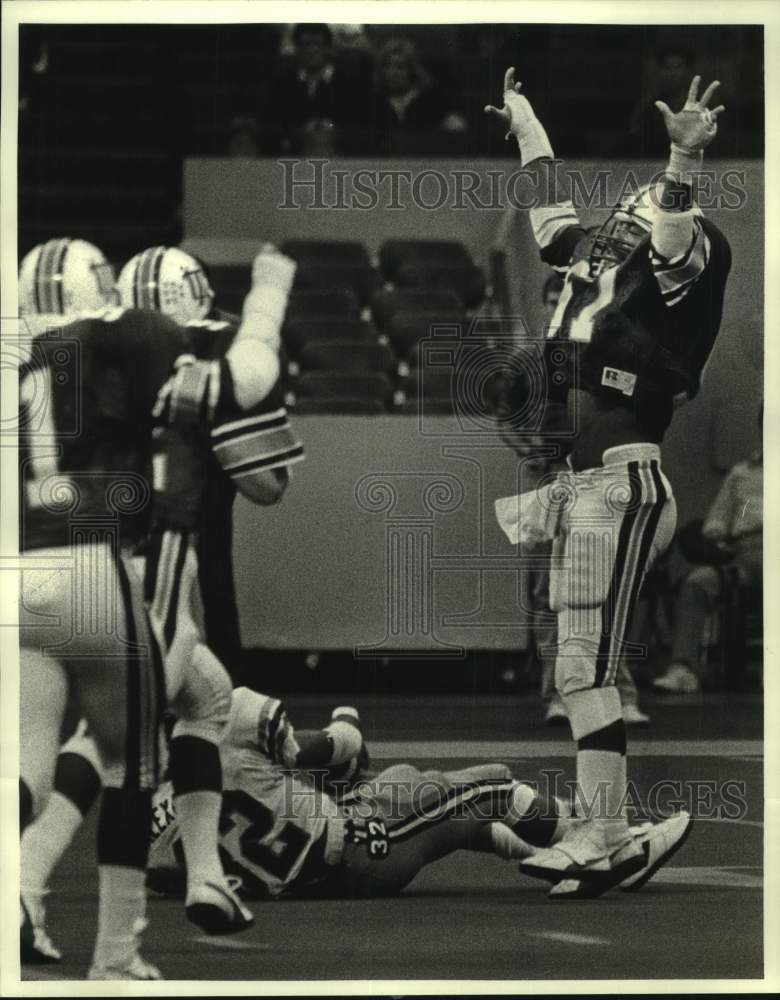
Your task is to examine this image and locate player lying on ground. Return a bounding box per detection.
[17,240,300,977]
[487,67,729,897]
[21,685,691,941]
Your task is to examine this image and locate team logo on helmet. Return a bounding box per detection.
[117,246,214,325]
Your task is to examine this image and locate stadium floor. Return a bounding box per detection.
[24,691,763,984]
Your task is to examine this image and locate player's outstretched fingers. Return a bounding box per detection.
[709,105,726,118]
[687,74,701,104]
[700,80,721,107]
[504,66,516,92]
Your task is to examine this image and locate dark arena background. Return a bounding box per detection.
[15,15,764,986]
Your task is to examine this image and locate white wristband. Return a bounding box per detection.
[666,143,704,186]
[515,117,554,167]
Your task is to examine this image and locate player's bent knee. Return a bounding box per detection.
[60,721,103,774]
[170,644,232,745]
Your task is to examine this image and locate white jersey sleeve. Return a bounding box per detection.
[650,211,711,308]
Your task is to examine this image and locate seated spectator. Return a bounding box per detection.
[371,38,467,155]
[265,23,371,155]
[654,411,763,694]
[228,115,260,158]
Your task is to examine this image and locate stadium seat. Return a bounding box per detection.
[208,264,251,315]
[370,288,463,333]
[293,262,381,308]
[286,288,361,320]
[293,372,393,413]
[396,260,486,310]
[386,311,466,359]
[378,239,473,282]
[281,240,371,267]
[283,318,378,358]
[396,369,455,414]
[298,340,397,376]
[293,397,387,415]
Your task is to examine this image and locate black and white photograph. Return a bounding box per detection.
[0,0,776,992]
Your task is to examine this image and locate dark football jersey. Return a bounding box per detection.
[536,215,731,464]
[19,307,189,551]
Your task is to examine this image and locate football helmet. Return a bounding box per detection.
[18,238,117,317]
[588,184,657,277]
[117,246,214,325]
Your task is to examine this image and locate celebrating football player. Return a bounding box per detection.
[487,68,729,896]
[116,245,302,677]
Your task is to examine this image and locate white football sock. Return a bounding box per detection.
[577,749,630,848]
[175,791,224,888]
[92,865,147,970]
[21,792,83,902]
[489,822,535,860]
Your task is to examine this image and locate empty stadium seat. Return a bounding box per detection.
[298,340,397,376]
[378,239,473,282]
[286,288,361,320]
[208,264,251,315]
[293,371,393,413]
[293,262,381,308]
[283,318,378,358]
[396,260,486,310]
[396,369,455,414]
[386,311,466,359]
[370,288,463,333]
[281,240,371,266]
[293,397,387,415]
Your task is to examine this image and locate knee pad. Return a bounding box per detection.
[20,649,68,815]
[59,720,103,774]
[549,530,612,614]
[170,644,232,745]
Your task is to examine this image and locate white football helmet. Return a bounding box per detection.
[117,246,214,325]
[18,238,117,317]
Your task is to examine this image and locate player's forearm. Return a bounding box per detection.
[651,145,703,260]
[226,248,296,410]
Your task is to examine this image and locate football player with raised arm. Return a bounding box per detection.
[486,68,730,897]
[17,240,299,976]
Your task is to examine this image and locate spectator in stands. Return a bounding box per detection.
[654,409,763,694]
[371,38,467,155]
[228,115,260,158]
[266,23,371,155]
[628,45,695,155]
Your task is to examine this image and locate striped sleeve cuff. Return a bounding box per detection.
[651,217,711,307]
[210,407,305,482]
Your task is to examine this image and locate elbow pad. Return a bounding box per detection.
[227,340,280,410]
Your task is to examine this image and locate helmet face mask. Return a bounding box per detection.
[19,238,117,318]
[117,246,214,326]
[587,185,655,278]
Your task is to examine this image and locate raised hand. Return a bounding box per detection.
[655,75,725,152]
[484,66,537,140]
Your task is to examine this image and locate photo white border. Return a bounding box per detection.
[1,1,777,994]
